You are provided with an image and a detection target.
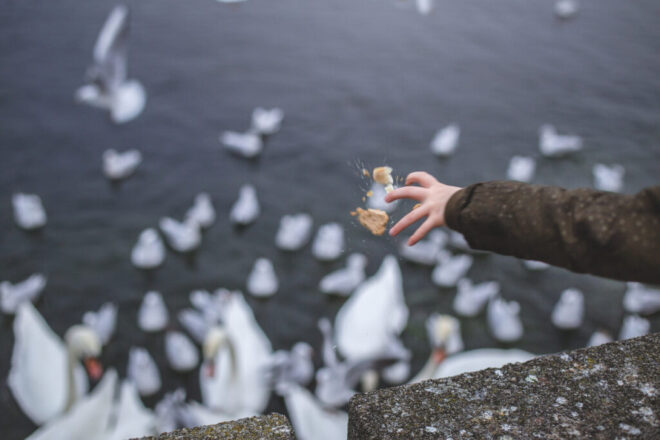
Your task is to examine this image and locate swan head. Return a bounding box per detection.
[65,325,103,380]
[202,326,235,378]
[292,342,313,360]
[427,314,463,364]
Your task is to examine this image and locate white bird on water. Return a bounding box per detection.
[507,156,536,183]
[264,342,314,388]
[13,193,47,230]
[82,302,117,345]
[127,347,161,397]
[275,213,313,251]
[432,251,473,287]
[587,330,613,347]
[102,149,141,180]
[430,124,460,157]
[137,291,169,332]
[399,229,448,266]
[247,258,279,298]
[312,223,345,262]
[416,0,434,16]
[251,107,284,135]
[131,228,166,269]
[593,163,625,193]
[220,131,263,158]
[165,331,199,373]
[551,288,585,330]
[623,282,660,315]
[539,124,583,157]
[555,0,579,20]
[453,278,500,317]
[159,217,201,253]
[319,253,367,296]
[75,5,146,124]
[230,184,260,226]
[619,315,650,340]
[487,297,523,343]
[1,273,47,314]
[185,193,216,229]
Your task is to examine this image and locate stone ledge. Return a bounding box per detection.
[349,333,660,439]
[136,413,295,440]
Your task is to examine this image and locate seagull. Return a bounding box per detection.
[102,149,142,180]
[127,347,161,397]
[593,163,625,193]
[251,107,284,135]
[312,223,345,262]
[264,342,314,388]
[551,288,585,330]
[230,184,260,226]
[430,124,460,157]
[82,302,117,345]
[399,230,448,266]
[623,283,660,315]
[220,131,263,158]
[507,156,536,182]
[1,274,47,314]
[137,291,169,332]
[13,193,47,230]
[539,124,583,157]
[275,214,313,251]
[587,330,613,347]
[619,315,650,340]
[185,193,216,229]
[432,251,473,287]
[75,5,146,124]
[165,331,200,373]
[247,258,278,297]
[319,253,367,296]
[453,278,500,317]
[131,228,166,269]
[159,217,201,252]
[487,297,523,343]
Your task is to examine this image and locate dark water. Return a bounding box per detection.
[1,0,659,438]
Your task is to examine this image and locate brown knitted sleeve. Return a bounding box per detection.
[444,181,660,284]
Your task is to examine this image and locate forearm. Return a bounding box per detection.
[445,181,660,283]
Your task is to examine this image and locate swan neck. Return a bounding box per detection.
[65,347,78,411]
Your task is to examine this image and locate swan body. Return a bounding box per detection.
[588,330,613,347]
[623,282,660,315]
[1,273,47,314]
[220,131,263,158]
[319,253,367,296]
[312,223,345,261]
[507,156,536,182]
[247,258,278,297]
[430,124,460,157]
[185,193,216,229]
[539,124,582,157]
[432,252,473,287]
[102,149,141,180]
[127,347,161,396]
[102,380,157,440]
[159,217,201,252]
[230,184,260,225]
[551,288,584,330]
[180,401,254,428]
[488,297,523,342]
[335,255,408,362]
[619,315,650,340]
[279,384,348,440]
[9,303,97,425]
[13,193,47,230]
[82,302,117,345]
[131,228,166,269]
[453,278,500,317]
[251,107,284,135]
[137,291,168,332]
[399,230,447,266]
[433,349,534,379]
[275,213,313,251]
[165,331,200,372]
[593,163,625,193]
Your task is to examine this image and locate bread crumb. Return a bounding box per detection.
[373,167,393,186]
[362,169,370,178]
[366,190,374,197]
[354,207,389,236]
[413,203,422,210]
[385,184,394,193]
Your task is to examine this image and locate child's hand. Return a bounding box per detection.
[385,172,462,246]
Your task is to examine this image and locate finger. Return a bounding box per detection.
[389,206,428,237]
[408,217,437,246]
[406,172,436,188]
[385,186,427,203]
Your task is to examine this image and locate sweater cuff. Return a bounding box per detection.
[445,186,471,231]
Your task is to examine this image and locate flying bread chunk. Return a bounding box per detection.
[373,167,394,193]
[352,207,389,236]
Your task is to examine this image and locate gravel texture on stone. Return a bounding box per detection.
[136,413,295,440]
[349,333,660,439]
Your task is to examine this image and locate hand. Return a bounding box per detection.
[385,172,462,246]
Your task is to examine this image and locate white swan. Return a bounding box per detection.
[507,156,536,183]
[9,303,103,425]
[416,0,434,16]
[165,331,200,372]
[75,5,146,124]
[275,213,313,251]
[551,288,584,330]
[185,193,216,229]
[13,193,47,230]
[319,253,367,296]
[619,315,650,340]
[131,228,166,269]
[430,124,460,157]
[82,302,117,345]
[432,251,473,287]
[453,278,500,317]
[200,290,272,415]
[137,291,169,332]
[159,217,201,252]
[593,163,625,193]
[26,370,118,440]
[587,330,613,347]
[399,230,448,266]
[247,258,278,297]
[101,380,157,440]
[555,0,579,20]
[312,223,345,262]
[127,347,161,396]
[102,149,142,180]
[264,342,314,388]
[623,282,660,315]
[1,273,47,314]
[539,124,583,157]
[230,184,260,226]
[251,107,284,135]
[487,297,523,342]
[220,131,263,158]
[335,255,408,362]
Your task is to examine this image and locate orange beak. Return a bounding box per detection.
[85,357,103,381]
[433,348,447,364]
[206,360,216,378]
